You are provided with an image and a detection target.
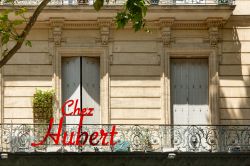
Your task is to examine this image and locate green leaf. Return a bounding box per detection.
[115,0,147,31]
[25,40,32,47]
[115,12,129,29]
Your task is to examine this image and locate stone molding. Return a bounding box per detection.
[64,21,100,29]
[23,18,228,31]
[206,17,225,28]
[159,17,175,28]
[45,17,226,48]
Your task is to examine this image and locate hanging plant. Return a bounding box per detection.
[33,89,55,124]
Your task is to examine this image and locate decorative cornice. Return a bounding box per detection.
[64,21,99,29]
[97,18,113,27]
[24,19,226,31]
[173,21,207,30]
[49,17,65,46]
[159,17,175,28]
[18,17,229,34]
[205,17,225,28]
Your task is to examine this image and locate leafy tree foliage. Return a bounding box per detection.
[115,0,147,31]
[0,0,148,68]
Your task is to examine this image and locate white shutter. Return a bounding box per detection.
[62,57,81,125]
[188,59,209,124]
[81,57,100,124]
[62,57,100,125]
[171,59,189,125]
[171,59,209,125]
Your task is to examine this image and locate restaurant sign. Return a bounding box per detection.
[31,99,118,147]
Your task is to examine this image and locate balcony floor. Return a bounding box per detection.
[0,152,250,166]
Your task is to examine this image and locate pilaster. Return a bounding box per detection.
[206,17,224,124]
[49,17,65,123]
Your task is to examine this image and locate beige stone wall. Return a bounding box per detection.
[110,30,162,124]
[2,29,52,124]
[220,16,250,125]
[218,0,250,124]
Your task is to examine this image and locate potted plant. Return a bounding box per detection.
[33,89,55,124]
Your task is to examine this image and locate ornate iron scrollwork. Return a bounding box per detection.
[0,124,250,153]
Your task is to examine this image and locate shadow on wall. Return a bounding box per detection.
[220,15,250,125]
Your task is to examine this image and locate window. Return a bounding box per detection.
[170,58,209,125]
[61,56,100,124]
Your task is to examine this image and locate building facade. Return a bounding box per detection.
[0,0,250,154]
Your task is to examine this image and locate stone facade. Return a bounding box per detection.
[0,2,250,125]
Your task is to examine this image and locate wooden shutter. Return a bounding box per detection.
[62,57,100,125]
[171,59,209,125]
[171,59,189,124]
[81,57,100,124]
[62,57,81,124]
[188,59,209,124]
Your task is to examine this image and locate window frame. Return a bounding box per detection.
[164,46,220,125]
[53,47,110,124]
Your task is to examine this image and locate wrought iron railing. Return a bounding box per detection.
[0,0,234,6]
[0,124,249,153]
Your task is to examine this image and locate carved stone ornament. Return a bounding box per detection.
[98,18,112,45]
[162,28,171,46]
[209,27,219,47]
[159,18,174,46]
[50,18,64,46]
[206,18,224,47]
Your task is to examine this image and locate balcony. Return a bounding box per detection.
[0,124,250,153]
[0,0,234,6]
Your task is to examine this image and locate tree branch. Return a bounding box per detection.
[0,0,51,68]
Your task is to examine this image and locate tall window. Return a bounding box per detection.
[61,57,100,124]
[170,59,209,125]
